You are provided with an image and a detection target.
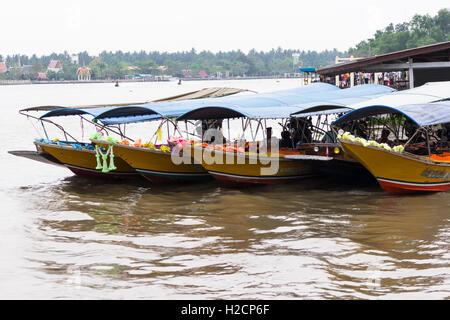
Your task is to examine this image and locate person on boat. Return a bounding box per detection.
[202,119,225,144]
[321,130,337,143]
[353,120,368,140]
[289,117,312,147]
[377,129,395,147]
[279,130,293,148]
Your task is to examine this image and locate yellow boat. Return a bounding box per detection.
[92,139,210,183]
[340,140,450,194]
[190,145,314,185]
[335,101,450,194]
[35,140,139,179]
[172,83,396,185]
[13,88,250,179]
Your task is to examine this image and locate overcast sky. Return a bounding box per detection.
[1,0,448,56]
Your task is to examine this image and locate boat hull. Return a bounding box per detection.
[340,140,450,194]
[288,143,375,181]
[35,141,140,179]
[92,141,211,183]
[192,147,315,186]
[8,149,64,167]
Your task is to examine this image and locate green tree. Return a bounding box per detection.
[32,62,43,74]
[89,57,108,79]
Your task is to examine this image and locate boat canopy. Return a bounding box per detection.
[333,82,450,126]
[60,83,392,125]
[347,81,450,110]
[95,83,341,123]
[22,87,251,114]
[39,107,116,119]
[333,100,450,127]
[299,67,316,72]
[290,105,351,118]
[177,83,394,120]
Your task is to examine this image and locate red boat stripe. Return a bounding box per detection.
[209,170,315,180]
[377,177,450,187]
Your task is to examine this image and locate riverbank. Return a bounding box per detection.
[0,75,302,86]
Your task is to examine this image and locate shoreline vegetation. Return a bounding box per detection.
[0,9,447,84]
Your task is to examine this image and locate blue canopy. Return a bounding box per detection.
[38,83,394,125]
[177,83,394,120]
[299,67,316,72]
[96,83,342,123]
[39,107,115,120]
[333,100,450,127]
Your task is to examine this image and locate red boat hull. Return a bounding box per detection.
[377,178,450,194]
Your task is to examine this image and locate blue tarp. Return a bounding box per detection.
[177,83,394,120]
[39,83,394,125]
[39,107,116,120]
[96,83,342,123]
[333,100,450,127]
[299,67,316,72]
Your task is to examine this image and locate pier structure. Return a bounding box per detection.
[317,41,450,89]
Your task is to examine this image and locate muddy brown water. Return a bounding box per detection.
[0,79,448,299]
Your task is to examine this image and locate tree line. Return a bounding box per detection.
[0,8,448,81]
[0,49,343,81]
[349,8,449,57]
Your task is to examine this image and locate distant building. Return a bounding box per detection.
[71,54,79,65]
[21,65,33,74]
[0,62,7,74]
[182,69,192,77]
[127,66,140,71]
[37,73,48,80]
[335,55,365,64]
[199,70,208,77]
[76,65,92,81]
[47,60,63,73]
[157,65,168,73]
[318,41,450,89]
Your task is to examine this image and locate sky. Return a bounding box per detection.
[1,0,448,56]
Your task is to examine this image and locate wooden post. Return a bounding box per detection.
[266,127,272,153]
[408,58,414,89]
[350,72,355,87]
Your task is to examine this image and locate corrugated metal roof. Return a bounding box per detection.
[317,41,450,75]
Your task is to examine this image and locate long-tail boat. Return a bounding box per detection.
[335,100,450,194]
[294,82,450,179]
[88,83,337,184]
[17,106,142,179]
[10,87,249,179]
[91,115,211,183]
[174,83,394,185]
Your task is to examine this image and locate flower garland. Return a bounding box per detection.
[90,133,118,172]
[338,131,405,153]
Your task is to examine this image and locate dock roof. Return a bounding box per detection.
[317,41,450,76]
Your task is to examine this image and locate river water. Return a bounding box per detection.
[0,79,448,299]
